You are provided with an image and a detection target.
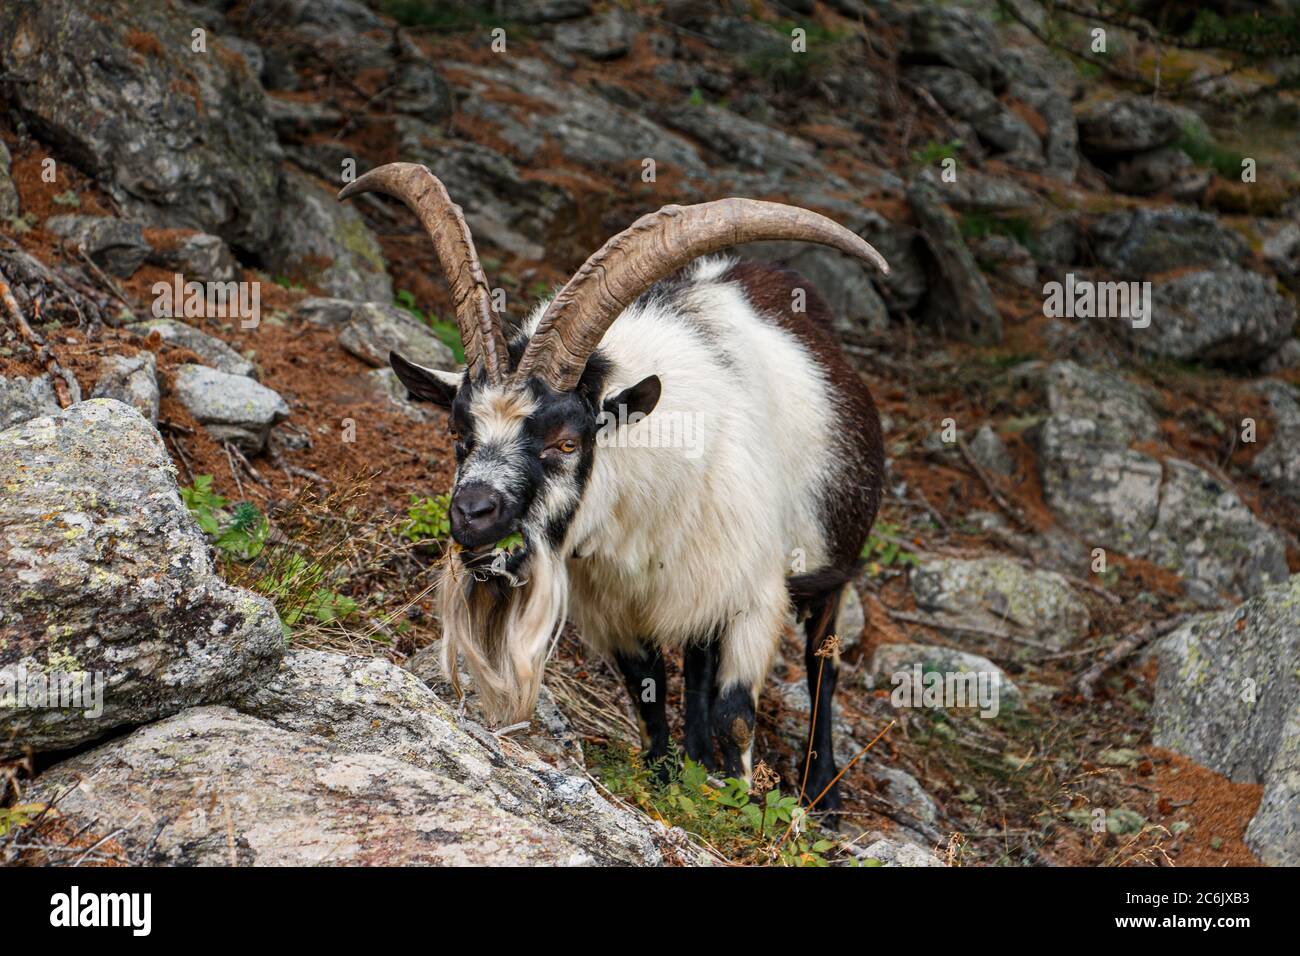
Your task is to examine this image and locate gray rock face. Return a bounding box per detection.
[911,557,1089,649]
[973,236,1037,290]
[1077,96,1183,156]
[554,7,636,60]
[1112,146,1208,198]
[232,649,675,863]
[904,6,1006,91]
[740,241,890,339]
[906,66,1040,161]
[23,705,650,865]
[0,140,18,219]
[1003,48,1079,182]
[1036,361,1288,602]
[267,170,391,302]
[171,364,290,452]
[666,104,816,173]
[339,302,458,372]
[1145,265,1297,366]
[1154,576,1300,864]
[292,296,355,328]
[0,400,284,756]
[0,0,282,251]
[908,179,1002,343]
[1263,220,1300,292]
[1253,380,1300,503]
[91,352,159,423]
[146,232,240,284]
[1091,207,1247,277]
[861,837,946,867]
[45,215,150,278]
[130,318,255,378]
[917,167,1038,215]
[0,373,79,430]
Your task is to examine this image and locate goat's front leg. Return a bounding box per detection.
[613,644,670,776]
[711,680,757,782]
[682,641,718,770]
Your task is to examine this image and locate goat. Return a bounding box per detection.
[340,164,889,813]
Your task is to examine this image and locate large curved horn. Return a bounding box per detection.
[513,198,890,392]
[338,163,508,383]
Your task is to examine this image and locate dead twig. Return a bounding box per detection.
[1071,615,1189,701]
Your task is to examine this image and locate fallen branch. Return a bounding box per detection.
[886,607,1056,651]
[1072,614,1189,701]
[956,436,1034,532]
[0,263,77,407]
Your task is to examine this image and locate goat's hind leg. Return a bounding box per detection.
[613,643,671,779]
[800,586,844,818]
[683,640,719,770]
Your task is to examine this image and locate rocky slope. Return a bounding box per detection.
[2,0,1299,866]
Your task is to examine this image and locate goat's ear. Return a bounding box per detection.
[602,375,661,423]
[390,351,460,408]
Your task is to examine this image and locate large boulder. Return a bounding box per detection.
[22,651,682,865]
[1144,265,1296,366]
[44,215,150,278]
[1154,576,1300,865]
[911,557,1090,649]
[869,643,1022,712]
[903,5,1007,91]
[1090,207,1247,277]
[91,352,160,424]
[908,179,1002,343]
[0,0,283,252]
[0,399,284,756]
[905,66,1040,162]
[130,318,255,378]
[266,170,391,302]
[1077,96,1183,157]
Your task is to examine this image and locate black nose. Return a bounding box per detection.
[451,483,503,545]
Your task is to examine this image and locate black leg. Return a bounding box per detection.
[712,681,757,782]
[614,644,670,774]
[800,588,842,815]
[683,641,718,769]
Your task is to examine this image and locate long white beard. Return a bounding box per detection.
[436,543,569,726]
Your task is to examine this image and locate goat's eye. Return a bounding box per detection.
[558,439,578,454]
[449,428,461,442]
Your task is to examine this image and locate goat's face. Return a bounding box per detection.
[390,350,660,724]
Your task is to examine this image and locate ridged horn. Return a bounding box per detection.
[338,163,507,383]
[513,198,890,392]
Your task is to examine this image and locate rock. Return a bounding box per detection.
[0,373,79,430]
[972,235,1037,289]
[908,179,1002,343]
[171,364,290,453]
[860,837,946,867]
[1003,48,1079,182]
[505,0,593,23]
[389,50,454,124]
[869,643,1022,712]
[266,169,391,302]
[24,705,665,865]
[905,66,1040,161]
[293,296,356,328]
[91,352,159,423]
[553,7,636,60]
[1144,265,1296,366]
[968,423,1014,475]
[0,0,283,251]
[1263,339,1300,374]
[1252,381,1300,502]
[917,167,1038,215]
[1090,207,1247,277]
[393,119,576,260]
[1153,575,1300,864]
[129,318,255,378]
[0,140,19,219]
[45,215,150,278]
[740,242,889,339]
[405,643,584,769]
[1146,458,1289,605]
[911,557,1089,649]
[1263,220,1300,292]
[870,764,940,828]
[904,6,1006,91]
[1043,360,1160,445]
[837,585,866,650]
[1077,96,1183,156]
[234,649,673,862]
[772,679,860,768]
[146,231,240,284]
[339,302,458,372]
[665,104,817,173]
[1112,146,1209,198]
[0,399,284,756]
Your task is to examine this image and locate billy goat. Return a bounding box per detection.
[339,164,889,813]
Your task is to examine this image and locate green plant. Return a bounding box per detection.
[911,139,963,166]
[861,522,919,570]
[960,212,1033,247]
[180,475,268,559]
[1175,123,1244,179]
[256,554,358,627]
[590,745,834,866]
[396,289,465,363]
[0,803,46,838]
[51,190,80,208]
[401,493,452,542]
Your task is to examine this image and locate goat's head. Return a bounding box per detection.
[339,162,888,724]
